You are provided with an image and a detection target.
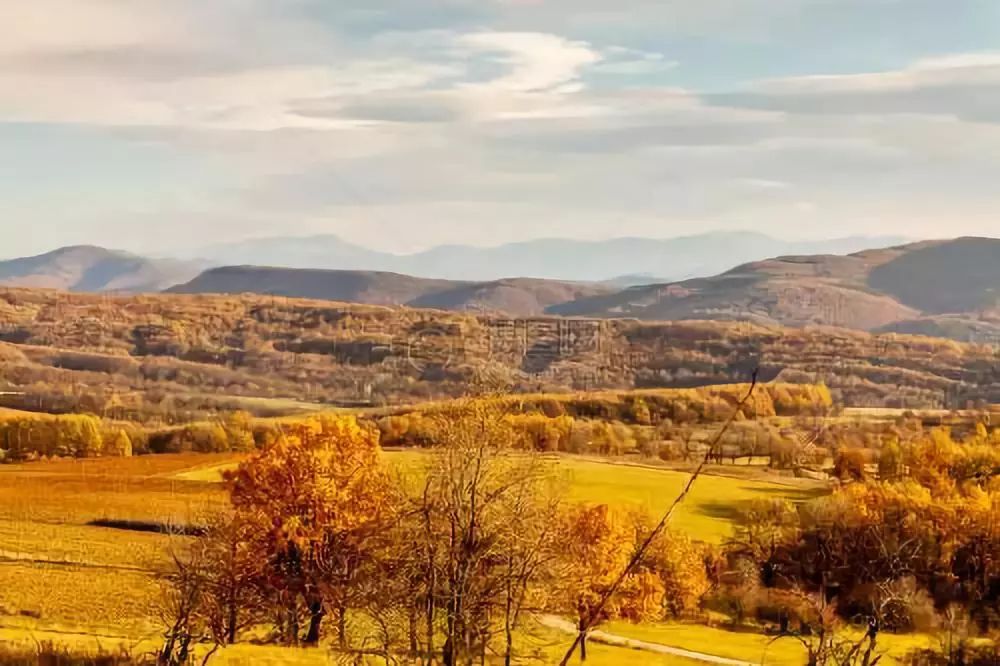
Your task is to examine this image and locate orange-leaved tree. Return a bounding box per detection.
[225,414,395,646]
[559,507,715,660]
[559,504,642,660]
[633,520,712,619]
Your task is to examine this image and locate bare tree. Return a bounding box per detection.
[158,538,220,666]
[764,589,883,666]
[401,396,567,666]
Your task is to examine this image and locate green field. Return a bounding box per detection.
[389,451,827,543]
[547,457,825,544]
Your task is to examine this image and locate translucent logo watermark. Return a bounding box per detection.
[406,326,458,373]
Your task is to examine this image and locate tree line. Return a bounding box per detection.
[0,383,833,462]
[719,424,1000,665]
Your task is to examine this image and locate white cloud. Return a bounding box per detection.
[0,63,458,131]
[735,178,790,190]
[3,1,1000,253]
[912,52,1000,71]
[0,1,198,57]
[0,3,615,130]
[456,32,601,93]
[724,52,1000,123]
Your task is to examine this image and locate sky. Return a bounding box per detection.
[3,0,1000,256]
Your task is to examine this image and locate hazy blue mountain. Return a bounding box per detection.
[0,246,206,293]
[10,236,1000,345]
[188,232,909,282]
[189,235,385,271]
[602,273,673,288]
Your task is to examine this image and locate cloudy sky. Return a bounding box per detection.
[3,0,1000,256]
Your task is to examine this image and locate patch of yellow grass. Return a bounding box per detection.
[605,621,937,666]
[0,563,161,636]
[0,407,38,418]
[385,450,824,545]
[0,455,228,527]
[0,519,174,569]
[0,454,227,636]
[552,457,824,544]
[0,619,703,666]
[180,451,823,545]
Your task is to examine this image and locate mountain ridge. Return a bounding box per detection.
[167,265,613,316]
[552,236,1000,343]
[184,232,909,282]
[0,246,206,293]
[9,235,1000,344]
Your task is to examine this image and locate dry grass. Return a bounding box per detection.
[0,449,936,665]
[0,563,161,637]
[0,454,229,636]
[605,620,937,666]
[0,408,37,418]
[173,450,826,545]
[0,454,229,526]
[0,623,704,666]
[176,449,826,545]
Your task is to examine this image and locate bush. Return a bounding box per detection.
[906,643,1000,666]
[832,448,869,481]
[0,414,105,460]
[0,642,140,665]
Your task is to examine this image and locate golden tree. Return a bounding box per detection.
[225,415,395,645]
[636,524,712,619]
[558,504,637,660]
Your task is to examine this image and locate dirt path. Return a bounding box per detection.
[0,550,156,574]
[538,615,757,666]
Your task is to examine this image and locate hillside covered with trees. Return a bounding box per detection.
[0,288,997,426]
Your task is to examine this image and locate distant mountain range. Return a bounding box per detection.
[170,236,1000,343]
[186,232,908,283]
[552,236,1000,343]
[168,267,612,316]
[0,246,205,293]
[6,234,1000,344]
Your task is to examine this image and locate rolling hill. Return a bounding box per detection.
[552,237,1000,343]
[165,237,1000,340]
[0,287,997,415]
[0,246,205,293]
[867,237,1000,313]
[167,266,612,316]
